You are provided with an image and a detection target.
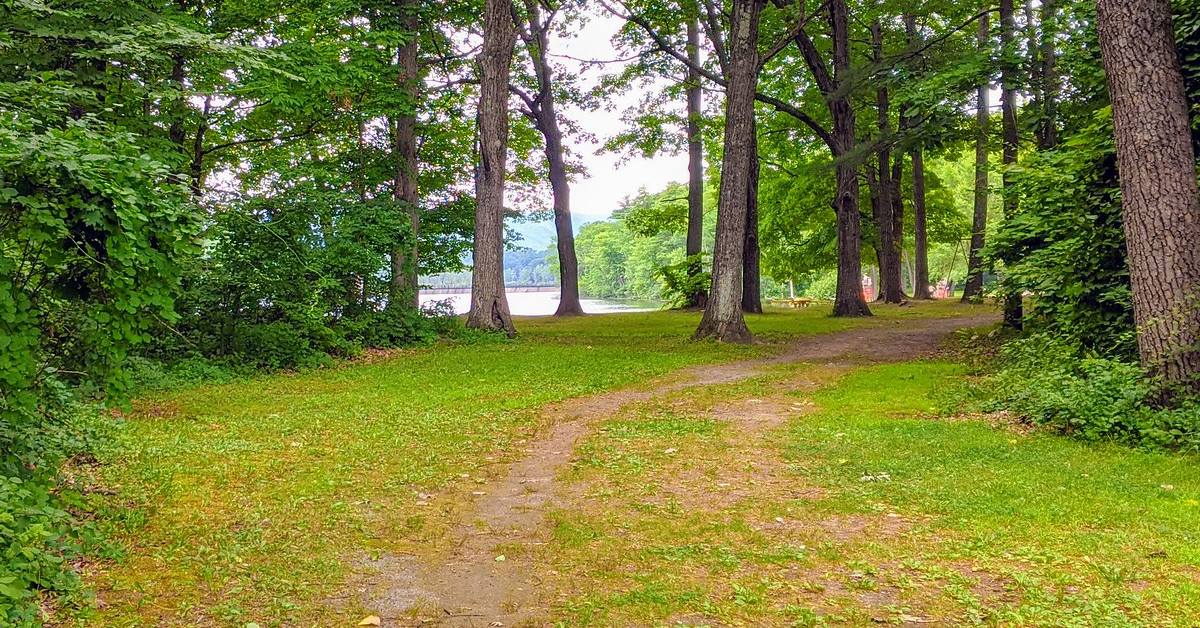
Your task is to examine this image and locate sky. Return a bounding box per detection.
[536,8,690,225]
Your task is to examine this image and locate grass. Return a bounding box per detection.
[539,360,1200,626]
[77,301,975,626]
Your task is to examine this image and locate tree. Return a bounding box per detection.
[467,0,519,335]
[962,10,990,303]
[824,0,872,316]
[867,18,905,304]
[905,13,932,300]
[694,0,763,342]
[1097,0,1200,396]
[999,0,1023,327]
[685,12,708,309]
[389,0,422,310]
[512,0,584,316]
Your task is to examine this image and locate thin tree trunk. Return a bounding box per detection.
[518,0,583,316]
[905,14,931,300]
[742,113,763,313]
[390,0,421,310]
[467,0,517,336]
[685,15,708,309]
[911,145,931,299]
[962,11,990,303]
[871,19,904,304]
[1097,0,1200,397]
[1000,0,1023,327]
[830,0,871,317]
[695,0,761,342]
[1038,0,1059,149]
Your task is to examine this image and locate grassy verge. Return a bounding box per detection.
[77,302,974,625]
[539,359,1200,625]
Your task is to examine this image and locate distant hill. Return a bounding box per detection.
[508,213,608,251]
[424,214,613,289]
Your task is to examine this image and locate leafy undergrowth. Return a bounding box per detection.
[540,360,1200,625]
[74,302,974,625]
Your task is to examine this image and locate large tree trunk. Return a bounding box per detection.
[685,15,708,309]
[695,0,761,342]
[466,0,517,336]
[830,0,871,317]
[390,0,421,310]
[519,0,583,316]
[999,0,1023,327]
[962,11,990,303]
[870,19,904,304]
[1097,0,1200,397]
[742,114,763,314]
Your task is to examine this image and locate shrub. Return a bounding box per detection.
[0,382,113,624]
[656,255,710,309]
[983,334,1200,452]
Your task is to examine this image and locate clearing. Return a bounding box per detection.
[79,302,1200,626]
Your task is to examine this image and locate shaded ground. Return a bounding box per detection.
[356,314,998,625]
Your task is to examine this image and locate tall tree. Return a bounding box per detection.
[962,10,990,302]
[789,0,872,316]
[467,0,518,335]
[695,0,762,342]
[1097,0,1200,396]
[685,13,707,308]
[904,13,932,299]
[1035,0,1059,150]
[999,0,1023,326]
[743,114,764,313]
[827,0,872,316]
[389,0,422,310]
[512,0,584,316]
[868,18,905,304]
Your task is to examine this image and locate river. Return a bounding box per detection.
[419,291,661,316]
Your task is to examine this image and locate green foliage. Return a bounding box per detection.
[980,335,1200,452]
[655,254,710,309]
[573,185,704,301]
[0,106,197,627]
[990,112,1133,357]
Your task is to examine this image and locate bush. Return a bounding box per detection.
[656,255,710,309]
[0,382,113,624]
[982,334,1200,452]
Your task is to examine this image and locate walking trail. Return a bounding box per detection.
[356,313,998,626]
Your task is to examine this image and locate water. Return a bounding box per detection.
[419,291,660,316]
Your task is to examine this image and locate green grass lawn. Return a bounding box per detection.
[540,361,1200,626]
[79,302,975,626]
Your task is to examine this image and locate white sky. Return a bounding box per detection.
[543,9,689,222]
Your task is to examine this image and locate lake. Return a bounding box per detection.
[419,290,661,316]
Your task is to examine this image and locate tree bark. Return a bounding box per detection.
[999,0,1023,327]
[390,0,422,310]
[467,0,517,336]
[829,0,871,317]
[517,0,583,316]
[1097,0,1200,397]
[742,113,763,313]
[962,11,990,303]
[695,0,761,342]
[685,15,708,309]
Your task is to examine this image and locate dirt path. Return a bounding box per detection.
[359,313,997,626]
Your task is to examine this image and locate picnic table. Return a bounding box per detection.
[770,297,815,308]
